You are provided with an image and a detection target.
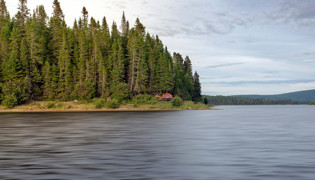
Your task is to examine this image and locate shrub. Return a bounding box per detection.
[46,102,55,109]
[132,94,155,104]
[172,96,183,107]
[110,83,131,103]
[94,98,106,109]
[2,94,18,109]
[107,99,120,109]
[203,98,208,104]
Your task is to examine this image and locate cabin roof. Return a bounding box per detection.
[161,93,173,100]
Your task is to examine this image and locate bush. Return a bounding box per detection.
[93,98,106,109]
[110,83,131,103]
[204,98,208,104]
[46,102,55,109]
[132,94,155,104]
[2,94,18,109]
[172,96,183,107]
[107,99,120,109]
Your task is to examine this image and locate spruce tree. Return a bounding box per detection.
[81,7,88,27]
[50,0,64,64]
[58,28,72,100]
[0,0,7,18]
[121,12,129,38]
[193,71,202,102]
[16,0,29,29]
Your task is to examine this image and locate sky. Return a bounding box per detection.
[6,0,315,95]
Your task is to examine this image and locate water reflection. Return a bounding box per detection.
[0,106,315,179]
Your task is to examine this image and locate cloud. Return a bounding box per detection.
[259,0,315,28]
[205,63,244,69]
[293,50,315,62]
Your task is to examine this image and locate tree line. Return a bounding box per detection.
[0,0,201,107]
[203,96,298,105]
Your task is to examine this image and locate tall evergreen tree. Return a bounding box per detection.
[57,27,72,100]
[0,0,9,75]
[0,0,8,28]
[121,12,129,38]
[50,0,64,64]
[16,0,29,29]
[81,7,88,27]
[193,71,202,102]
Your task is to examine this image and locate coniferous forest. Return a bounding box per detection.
[0,0,202,107]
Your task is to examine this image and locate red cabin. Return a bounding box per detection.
[161,93,173,101]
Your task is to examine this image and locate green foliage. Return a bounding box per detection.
[1,78,30,105]
[132,94,156,104]
[107,99,120,109]
[2,94,18,108]
[193,71,202,102]
[111,83,130,103]
[203,97,208,104]
[172,96,183,107]
[46,102,55,108]
[309,101,315,105]
[204,95,298,105]
[93,98,106,109]
[181,101,209,109]
[0,0,201,106]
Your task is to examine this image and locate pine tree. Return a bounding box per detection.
[0,0,7,18]
[193,71,202,102]
[50,0,64,64]
[121,12,129,37]
[19,37,29,76]
[2,52,23,81]
[0,0,10,76]
[42,60,51,99]
[111,21,119,41]
[81,7,88,27]
[52,0,64,20]
[16,0,29,29]
[127,27,149,94]
[0,0,8,29]
[78,30,87,86]
[57,28,72,100]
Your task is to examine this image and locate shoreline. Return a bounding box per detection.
[0,108,213,113]
[0,100,213,113]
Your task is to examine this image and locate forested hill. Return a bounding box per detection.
[0,0,202,107]
[203,95,298,105]
[233,89,315,104]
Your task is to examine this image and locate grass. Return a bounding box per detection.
[310,101,315,105]
[0,98,212,111]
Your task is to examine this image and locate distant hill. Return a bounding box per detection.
[203,95,298,105]
[233,89,315,104]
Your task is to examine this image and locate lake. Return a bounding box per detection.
[0,105,314,179]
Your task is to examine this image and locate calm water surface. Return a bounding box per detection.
[0,105,315,179]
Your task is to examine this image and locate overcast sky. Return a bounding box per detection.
[7,0,315,95]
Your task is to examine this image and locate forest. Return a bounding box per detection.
[0,0,201,108]
[203,96,298,105]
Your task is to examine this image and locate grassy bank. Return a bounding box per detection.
[309,101,315,105]
[0,99,211,113]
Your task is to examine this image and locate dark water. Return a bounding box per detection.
[0,105,315,180]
